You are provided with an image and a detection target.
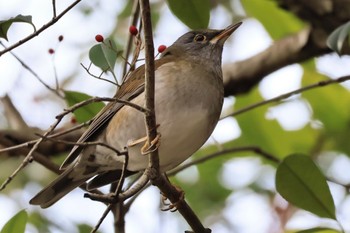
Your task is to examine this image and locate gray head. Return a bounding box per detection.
[162,22,242,71]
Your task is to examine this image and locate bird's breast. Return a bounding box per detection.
[106,60,223,171]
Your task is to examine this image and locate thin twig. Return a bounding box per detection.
[168,146,280,176]
[222,75,350,119]
[0,42,64,98]
[139,0,159,177]
[139,1,210,232]
[91,205,113,233]
[0,120,90,154]
[52,0,57,18]
[35,135,126,156]
[0,115,62,190]
[0,95,29,130]
[0,0,82,56]
[81,63,118,86]
[89,151,129,233]
[122,0,140,79]
[59,96,149,118]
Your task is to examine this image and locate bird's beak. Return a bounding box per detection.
[210,22,242,44]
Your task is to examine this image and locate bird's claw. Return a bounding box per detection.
[160,189,185,212]
[141,133,161,155]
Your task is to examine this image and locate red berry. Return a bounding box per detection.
[58,35,64,42]
[95,34,104,42]
[158,45,167,53]
[70,116,77,124]
[129,25,138,36]
[48,48,55,54]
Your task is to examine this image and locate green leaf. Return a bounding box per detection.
[78,223,101,233]
[296,227,340,233]
[27,212,51,233]
[301,62,350,132]
[327,21,350,55]
[233,87,316,159]
[241,0,304,39]
[0,15,36,40]
[276,154,336,219]
[1,210,28,233]
[89,38,118,72]
[118,1,133,19]
[301,61,350,156]
[64,91,105,123]
[166,0,210,29]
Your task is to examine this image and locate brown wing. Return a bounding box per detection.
[60,66,145,169]
[60,57,172,169]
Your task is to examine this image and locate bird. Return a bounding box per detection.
[30,22,242,208]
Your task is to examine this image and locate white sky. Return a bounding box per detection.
[1,0,350,233]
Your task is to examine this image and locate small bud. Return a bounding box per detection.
[58,35,64,42]
[158,45,167,53]
[48,48,55,54]
[95,34,104,42]
[129,25,138,36]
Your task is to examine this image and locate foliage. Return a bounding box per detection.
[276,154,335,219]
[64,91,105,123]
[0,0,350,233]
[0,15,35,41]
[166,0,210,29]
[0,210,27,233]
[327,21,350,55]
[89,38,119,72]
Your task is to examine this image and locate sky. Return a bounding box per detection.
[1,0,350,233]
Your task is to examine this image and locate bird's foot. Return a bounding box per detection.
[141,133,161,155]
[161,187,185,212]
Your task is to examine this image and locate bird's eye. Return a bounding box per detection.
[194,34,206,42]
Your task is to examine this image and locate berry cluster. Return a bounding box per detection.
[48,35,64,55]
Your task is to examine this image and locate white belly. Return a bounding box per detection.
[104,60,223,172]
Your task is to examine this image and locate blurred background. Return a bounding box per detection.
[0,0,350,232]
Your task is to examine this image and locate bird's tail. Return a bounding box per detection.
[30,165,95,208]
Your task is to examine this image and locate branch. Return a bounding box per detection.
[168,146,280,176]
[139,0,159,175]
[0,116,61,190]
[223,27,330,96]
[139,1,210,232]
[0,42,64,98]
[122,0,140,78]
[0,95,29,130]
[223,0,350,97]
[0,0,82,56]
[222,75,350,118]
[0,121,89,156]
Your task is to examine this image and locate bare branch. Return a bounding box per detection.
[139,0,159,177]
[122,0,141,79]
[0,121,89,155]
[81,63,119,86]
[0,114,62,190]
[59,96,149,118]
[52,0,57,18]
[223,28,331,96]
[0,95,29,130]
[223,0,350,97]
[0,0,82,57]
[0,42,64,98]
[139,1,210,232]
[222,75,350,118]
[168,146,280,176]
[35,135,126,156]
